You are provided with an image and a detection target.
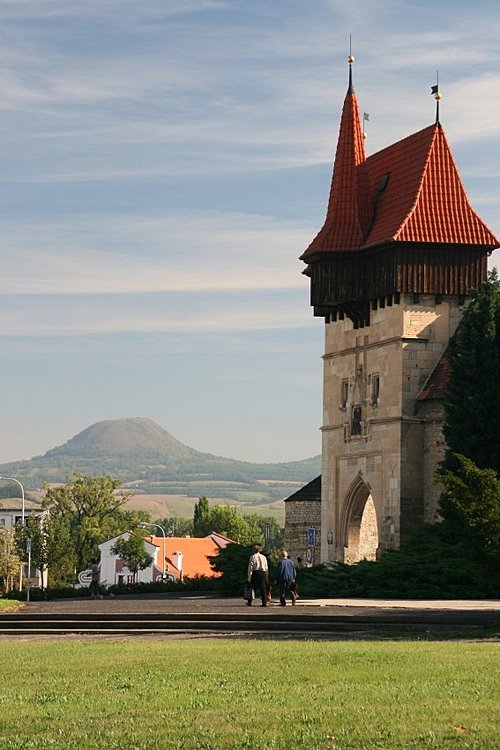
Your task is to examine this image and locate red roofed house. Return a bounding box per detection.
[287,56,499,565]
[98,532,233,586]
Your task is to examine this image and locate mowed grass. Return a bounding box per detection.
[1,639,498,749]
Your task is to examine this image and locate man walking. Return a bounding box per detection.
[247,544,269,607]
[275,550,297,606]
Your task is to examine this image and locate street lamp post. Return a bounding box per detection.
[0,476,26,592]
[139,522,167,580]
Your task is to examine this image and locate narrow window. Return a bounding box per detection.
[351,406,362,436]
[340,379,349,408]
[371,374,380,406]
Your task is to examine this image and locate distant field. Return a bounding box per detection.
[0,640,498,749]
[125,493,285,525]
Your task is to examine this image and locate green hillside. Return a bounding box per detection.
[0,418,320,506]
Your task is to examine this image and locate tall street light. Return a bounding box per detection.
[0,476,26,591]
[138,522,167,580]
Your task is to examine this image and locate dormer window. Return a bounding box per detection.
[378,173,390,193]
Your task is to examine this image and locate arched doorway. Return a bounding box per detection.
[340,474,379,564]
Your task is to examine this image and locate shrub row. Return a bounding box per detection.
[3,575,217,601]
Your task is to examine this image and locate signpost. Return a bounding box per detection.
[26,538,31,603]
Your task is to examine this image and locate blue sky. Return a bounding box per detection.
[1,0,499,465]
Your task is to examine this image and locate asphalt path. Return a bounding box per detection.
[12,593,500,619]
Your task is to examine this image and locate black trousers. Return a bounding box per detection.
[250,570,268,605]
[278,580,296,605]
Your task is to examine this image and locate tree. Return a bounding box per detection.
[442,270,500,474]
[43,473,129,576]
[15,516,50,591]
[111,531,153,582]
[0,527,20,593]
[207,504,255,545]
[154,516,193,537]
[437,453,500,559]
[193,496,211,537]
[244,514,284,553]
[437,271,500,555]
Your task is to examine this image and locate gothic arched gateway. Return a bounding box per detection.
[339,473,379,564]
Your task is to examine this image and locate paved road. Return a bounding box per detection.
[15,593,500,617]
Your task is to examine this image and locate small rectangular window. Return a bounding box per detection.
[371,374,380,405]
[340,379,349,408]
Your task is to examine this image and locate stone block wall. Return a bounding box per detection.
[284,499,321,567]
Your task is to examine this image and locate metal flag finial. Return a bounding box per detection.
[347,34,354,92]
[431,70,442,124]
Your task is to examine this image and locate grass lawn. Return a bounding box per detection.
[0,599,20,612]
[1,639,498,749]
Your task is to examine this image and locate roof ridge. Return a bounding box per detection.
[394,124,438,241]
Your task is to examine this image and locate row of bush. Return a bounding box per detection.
[3,574,217,602]
[210,523,499,600]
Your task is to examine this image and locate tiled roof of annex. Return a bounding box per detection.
[417,349,451,402]
[284,475,321,503]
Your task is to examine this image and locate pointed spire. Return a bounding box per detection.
[301,52,372,259]
[347,35,354,93]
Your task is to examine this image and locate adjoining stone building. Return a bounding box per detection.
[285,58,499,565]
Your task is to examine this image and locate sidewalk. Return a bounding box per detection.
[303,598,500,610]
[19,594,500,616]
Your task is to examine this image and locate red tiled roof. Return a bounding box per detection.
[417,350,451,402]
[302,91,498,260]
[150,536,228,579]
[363,124,499,248]
[301,89,371,258]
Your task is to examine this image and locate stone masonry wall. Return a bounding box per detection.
[320,295,464,562]
[284,500,321,567]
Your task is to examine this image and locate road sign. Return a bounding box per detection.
[306,527,316,547]
[78,569,92,586]
[25,538,32,553]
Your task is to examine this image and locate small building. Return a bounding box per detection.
[97,532,234,587]
[0,496,48,587]
[0,496,46,531]
[284,477,321,566]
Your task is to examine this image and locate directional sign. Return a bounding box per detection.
[78,569,93,586]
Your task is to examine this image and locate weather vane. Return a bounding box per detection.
[431,70,442,124]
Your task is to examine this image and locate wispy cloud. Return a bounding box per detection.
[1,212,310,295]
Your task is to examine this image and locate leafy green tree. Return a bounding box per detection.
[207,505,255,545]
[44,514,75,587]
[15,516,49,591]
[43,474,129,574]
[154,516,193,537]
[111,531,154,582]
[244,514,284,553]
[193,496,211,537]
[0,526,20,593]
[442,270,500,474]
[437,453,500,558]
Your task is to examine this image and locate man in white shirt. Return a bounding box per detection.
[247,544,269,607]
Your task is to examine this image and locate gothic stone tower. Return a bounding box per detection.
[301,59,499,564]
